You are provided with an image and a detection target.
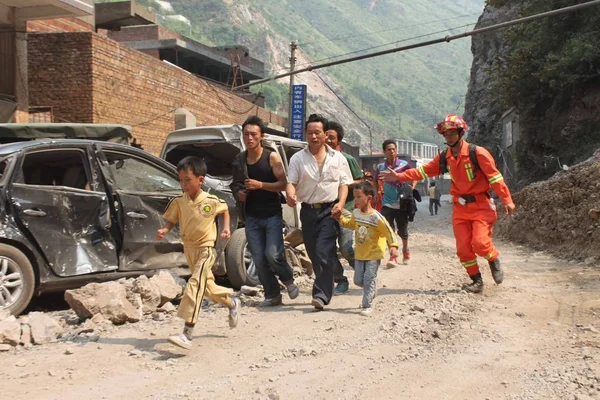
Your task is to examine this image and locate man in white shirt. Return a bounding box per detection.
[286,114,353,310]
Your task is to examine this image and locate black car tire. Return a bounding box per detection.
[0,244,35,316]
[225,228,250,289]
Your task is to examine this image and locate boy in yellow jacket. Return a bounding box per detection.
[334,182,399,316]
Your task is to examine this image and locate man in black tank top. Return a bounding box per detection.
[230,116,299,305]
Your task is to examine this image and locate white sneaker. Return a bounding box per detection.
[228,297,240,328]
[168,334,192,350]
[385,257,400,269]
[360,307,373,316]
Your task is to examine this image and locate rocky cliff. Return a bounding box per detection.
[463,3,519,153]
[464,1,600,186]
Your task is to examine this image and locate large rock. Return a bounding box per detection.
[149,270,183,305]
[131,275,161,313]
[65,281,142,325]
[0,315,21,346]
[28,312,62,345]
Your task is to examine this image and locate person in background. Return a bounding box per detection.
[374,140,416,265]
[428,181,441,216]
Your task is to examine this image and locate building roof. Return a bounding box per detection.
[124,37,265,81]
[95,1,156,30]
[0,0,93,20]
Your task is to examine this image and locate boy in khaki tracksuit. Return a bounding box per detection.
[157,156,240,350]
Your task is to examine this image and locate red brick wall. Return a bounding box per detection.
[27,18,92,33]
[28,33,94,123]
[28,32,286,156]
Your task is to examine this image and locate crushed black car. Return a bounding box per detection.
[0,124,210,315]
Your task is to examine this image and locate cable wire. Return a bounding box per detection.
[263,21,477,74]
[234,0,600,90]
[298,12,482,46]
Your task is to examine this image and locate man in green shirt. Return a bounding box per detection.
[325,121,364,295]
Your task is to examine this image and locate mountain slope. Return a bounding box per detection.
[96,0,485,151]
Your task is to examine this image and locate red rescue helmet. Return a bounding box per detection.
[435,114,469,134]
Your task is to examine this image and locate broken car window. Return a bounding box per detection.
[20,150,91,190]
[103,152,180,193]
[164,141,241,178]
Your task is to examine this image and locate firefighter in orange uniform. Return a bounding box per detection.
[381,114,516,293]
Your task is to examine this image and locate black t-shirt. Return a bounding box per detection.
[245,149,282,218]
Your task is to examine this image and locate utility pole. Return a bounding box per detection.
[287,41,297,127]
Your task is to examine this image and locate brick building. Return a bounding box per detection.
[0,0,93,123]
[25,2,285,156]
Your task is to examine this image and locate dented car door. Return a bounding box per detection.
[10,147,119,276]
[95,146,186,271]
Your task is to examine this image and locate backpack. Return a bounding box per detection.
[439,143,481,177]
[398,184,415,219]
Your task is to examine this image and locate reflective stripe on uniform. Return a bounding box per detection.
[488,173,503,184]
[417,166,428,179]
[465,163,475,182]
[461,259,478,268]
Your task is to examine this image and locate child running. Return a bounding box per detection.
[157,156,240,349]
[334,182,399,316]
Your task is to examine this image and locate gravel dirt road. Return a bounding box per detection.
[3,197,600,400]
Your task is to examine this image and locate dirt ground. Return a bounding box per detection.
[3,197,600,400]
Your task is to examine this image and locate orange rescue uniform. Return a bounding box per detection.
[396,140,513,278]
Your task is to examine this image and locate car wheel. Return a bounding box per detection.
[244,245,261,287]
[225,229,259,289]
[0,244,35,316]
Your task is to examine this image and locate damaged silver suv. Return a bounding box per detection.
[0,124,194,315]
[160,124,307,289]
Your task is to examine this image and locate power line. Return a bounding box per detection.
[234,0,600,91]
[263,21,478,75]
[314,72,370,131]
[298,12,482,46]
[313,71,373,153]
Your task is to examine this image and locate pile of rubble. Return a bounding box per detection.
[496,150,600,263]
[0,270,185,350]
[0,266,315,350]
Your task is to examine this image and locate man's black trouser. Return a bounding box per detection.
[381,205,409,240]
[429,198,439,215]
[300,202,339,305]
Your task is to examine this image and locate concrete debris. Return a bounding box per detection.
[240,285,261,297]
[28,312,62,345]
[149,270,184,306]
[20,324,31,346]
[158,302,176,313]
[0,308,11,322]
[0,315,21,346]
[152,312,165,321]
[65,281,142,325]
[90,313,107,325]
[131,275,162,313]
